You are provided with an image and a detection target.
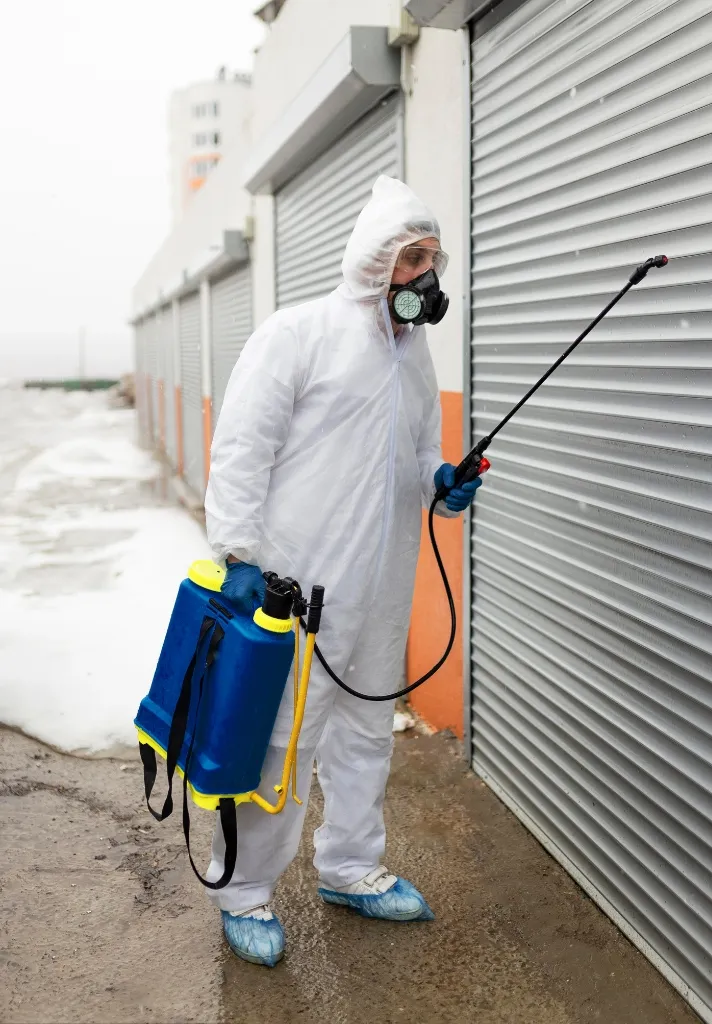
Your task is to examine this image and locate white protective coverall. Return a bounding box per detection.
[204,175,455,911]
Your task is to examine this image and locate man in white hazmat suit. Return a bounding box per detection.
[204,175,482,966]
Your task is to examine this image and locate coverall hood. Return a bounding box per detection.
[340,175,442,302]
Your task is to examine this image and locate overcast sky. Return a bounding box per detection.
[0,1,265,379]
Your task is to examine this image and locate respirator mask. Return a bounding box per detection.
[389,268,449,325]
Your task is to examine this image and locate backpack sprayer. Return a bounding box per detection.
[134,255,667,887]
[135,566,326,888]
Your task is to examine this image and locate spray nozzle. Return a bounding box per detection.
[629,255,668,285]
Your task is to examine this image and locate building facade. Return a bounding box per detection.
[168,70,251,223]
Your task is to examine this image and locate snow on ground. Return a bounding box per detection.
[0,383,211,755]
[392,710,416,733]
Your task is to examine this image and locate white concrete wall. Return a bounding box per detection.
[403,27,468,393]
[132,151,252,316]
[252,194,276,324]
[250,0,392,130]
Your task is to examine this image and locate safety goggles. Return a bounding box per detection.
[395,245,449,278]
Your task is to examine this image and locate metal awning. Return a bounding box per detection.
[405,0,496,28]
[131,230,249,323]
[242,26,400,195]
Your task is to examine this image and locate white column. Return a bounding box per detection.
[253,194,276,324]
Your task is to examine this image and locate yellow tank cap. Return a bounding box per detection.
[187,560,225,593]
[254,607,294,634]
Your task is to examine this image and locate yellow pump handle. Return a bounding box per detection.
[250,625,315,815]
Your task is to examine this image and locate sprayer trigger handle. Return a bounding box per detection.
[433,453,490,504]
[456,456,491,487]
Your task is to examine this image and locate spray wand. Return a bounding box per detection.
[308,255,669,701]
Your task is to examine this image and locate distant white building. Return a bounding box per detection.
[168,69,251,223]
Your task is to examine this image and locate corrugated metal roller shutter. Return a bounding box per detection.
[145,315,159,445]
[179,292,203,497]
[275,96,401,308]
[153,313,164,448]
[469,1,712,1018]
[159,304,176,466]
[134,320,151,445]
[210,266,252,423]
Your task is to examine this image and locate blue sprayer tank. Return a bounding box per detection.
[133,561,322,889]
[135,560,295,808]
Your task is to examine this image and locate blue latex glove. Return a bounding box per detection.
[221,561,266,616]
[434,463,482,512]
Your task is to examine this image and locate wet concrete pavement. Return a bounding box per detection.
[0,726,222,1024]
[1,725,697,1024]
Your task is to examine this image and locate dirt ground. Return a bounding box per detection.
[0,725,698,1024]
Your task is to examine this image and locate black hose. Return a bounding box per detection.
[301,494,454,702]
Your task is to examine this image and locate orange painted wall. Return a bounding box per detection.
[158,381,166,450]
[202,397,212,489]
[175,386,184,476]
[145,375,154,443]
[407,390,466,738]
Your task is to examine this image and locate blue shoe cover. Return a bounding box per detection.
[318,876,435,922]
[221,908,285,966]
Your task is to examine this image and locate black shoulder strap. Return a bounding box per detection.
[139,616,237,890]
[180,624,239,890]
[139,615,215,822]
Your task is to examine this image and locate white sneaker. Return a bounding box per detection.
[330,866,398,896]
[227,904,275,921]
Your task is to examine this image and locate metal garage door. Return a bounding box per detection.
[134,319,151,446]
[154,313,166,449]
[158,304,176,466]
[468,1,712,1018]
[210,266,252,424]
[143,315,160,446]
[179,292,203,497]
[275,96,401,309]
